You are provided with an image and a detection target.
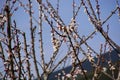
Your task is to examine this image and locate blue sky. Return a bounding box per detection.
[0,0,120,77]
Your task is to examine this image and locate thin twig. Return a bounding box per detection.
[28,0,41,79]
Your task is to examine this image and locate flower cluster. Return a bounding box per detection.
[57,18,77,33]
[55,70,66,80]
[55,67,87,80]
[86,48,94,63]
[87,53,94,63]
[51,29,60,52]
[70,51,77,64]
[0,14,7,29]
[66,67,87,80]
[108,61,115,70]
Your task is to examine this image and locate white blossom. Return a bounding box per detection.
[73,74,77,78]
[110,66,115,70]
[4,61,9,65]
[94,73,98,77]
[15,65,19,70]
[58,73,61,76]
[62,76,65,80]
[103,67,107,72]
[66,74,72,78]
[87,54,94,62]
[84,8,87,13]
